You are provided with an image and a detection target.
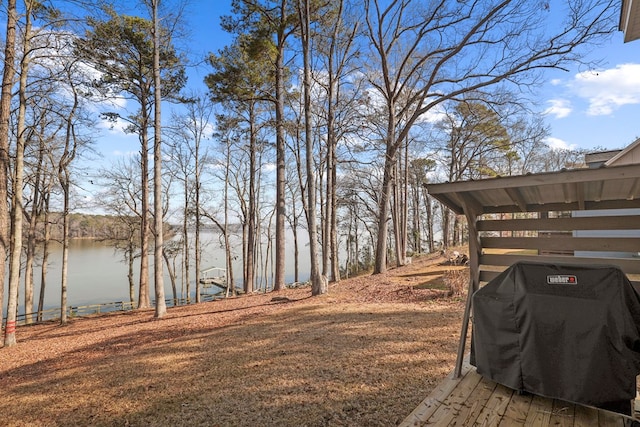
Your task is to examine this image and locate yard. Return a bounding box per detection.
[0,253,468,426]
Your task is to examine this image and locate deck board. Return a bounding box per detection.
[401,369,472,425]
[523,394,553,427]
[454,377,497,426]
[425,367,483,425]
[499,390,533,426]
[549,400,575,427]
[472,383,513,426]
[399,360,636,426]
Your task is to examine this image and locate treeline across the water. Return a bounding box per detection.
[31,213,240,242]
[29,213,142,242]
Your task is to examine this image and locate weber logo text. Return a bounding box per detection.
[547,275,577,285]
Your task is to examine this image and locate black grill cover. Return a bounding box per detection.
[471,261,640,414]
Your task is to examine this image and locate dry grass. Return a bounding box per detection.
[0,255,467,427]
[444,269,468,297]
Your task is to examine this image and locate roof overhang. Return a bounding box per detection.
[620,0,640,43]
[426,164,640,216]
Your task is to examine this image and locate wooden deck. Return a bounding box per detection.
[400,359,638,426]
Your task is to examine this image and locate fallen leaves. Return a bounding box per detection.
[0,254,467,426]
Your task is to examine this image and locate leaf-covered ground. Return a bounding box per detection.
[0,254,468,427]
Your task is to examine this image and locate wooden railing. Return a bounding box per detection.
[2,292,224,328]
[476,213,640,288]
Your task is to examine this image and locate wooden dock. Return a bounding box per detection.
[400,359,638,426]
[199,267,227,288]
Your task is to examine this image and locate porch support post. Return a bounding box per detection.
[453,198,482,378]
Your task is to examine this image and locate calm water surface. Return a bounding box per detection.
[4,231,310,316]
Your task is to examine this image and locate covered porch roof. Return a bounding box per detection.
[427,163,640,217]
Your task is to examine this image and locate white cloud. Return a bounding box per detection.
[550,78,563,86]
[569,63,640,116]
[98,95,128,110]
[112,150,137,157]
[544,99,572,119]
[544,137,576,151]
[262,163,276,172]
[417,104,447,124]
[96,117,131,135]
[199,121,216,138]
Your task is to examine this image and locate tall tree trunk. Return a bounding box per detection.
[374,137,398,274]
[453,216,458,246]
[24,215,36,324]
[355,216,360,273]
[139,123,151,308]
[128,239,135,304]
[392,142,409,267]
[6,4,32,345]
[274,49,286,291]
[442,205,451,249]
[292,210,299,283]
[245,104,256,294]
[410,179,420,253]
[264,210,275,290]
[299,0,327,295]
[329,150,340,282]
[345,209,353,279]
[401,142,409,256]
[162,249,177,304]
[223,217,234,297]
[320,0,354,284]
[424,192,434,253]
[37,194,51,321]
[59,63,80,326]
[392,162,401,265]
[223,133,235,298]
[24,136,45,324]
[273,0,289,292]
[152,0,166,318]
[324,80,336,281]
[60,184,70,324]
[182,173,189,303]
[0,0,16,335]
[194,148,201,303]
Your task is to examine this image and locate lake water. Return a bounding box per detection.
[3,231,311,316]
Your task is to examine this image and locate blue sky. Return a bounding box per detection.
[100,0,640,163]
[194,1,640,152]
[540,33,640,151]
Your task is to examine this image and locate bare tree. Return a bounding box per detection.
[162,238,182,304]
[0,0,17,341]
[165,95,213,304]
[201,141,236,297]
[223,0,300,291]
[206,30,276,294]
[314,0,359,284]
[97,158,145,305]
[149,0,167,318]
[164,128,194,301]
[362,0,616,273]
[56,62,83,325]
[3,0,23,346]
[407,157,435,254]
[76,7,186,311]
[297,0,327,295]
[22,86,58,325]
[37,191,52,320]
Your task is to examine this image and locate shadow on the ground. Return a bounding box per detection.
[0,300,462,426]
